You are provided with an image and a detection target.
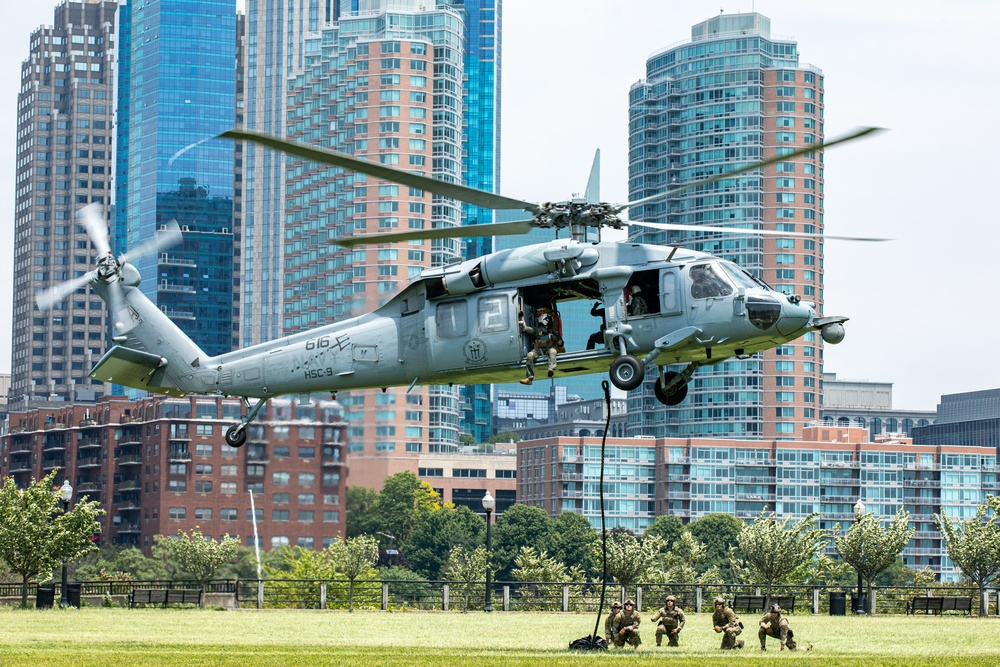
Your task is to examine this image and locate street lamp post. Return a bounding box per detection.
[482,491,495,613]
[853,498,866,614]
[59,480,73,608]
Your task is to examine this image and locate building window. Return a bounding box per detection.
[271,536,289,548]
[221,508,237,521]
[273,472,290,486]
[168,507,186,520]
[195,481,213,494]
[272,510,290,522]
[168,480,186,493]
[298,511,315,523]
[323,510,340,523]
[418,467,444,477]
[220,481,237,494]
[194,508,212,521]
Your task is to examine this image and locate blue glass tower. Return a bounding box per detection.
[444,0,503,443]
[115,0,236,358]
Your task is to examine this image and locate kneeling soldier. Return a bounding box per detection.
[712,596,744,650]
[613,599,642,648]
[650,595,685,647]
[758,604,811,651]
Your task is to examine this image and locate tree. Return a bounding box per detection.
[442,545,487,612]
[372,472,442,543]
[328,534,379,612]
[936,502,1000,616]
[593,531,665,594]
[73,544,168,581]
[643,516,684,553]
[511,546,584,610]
[345,486,378,537]
[539,511,597,577]
[490,504,552,580]
[687,513,744,581]
[730,510,826,608]
[157,528,240,606]
[0,471,104,607]
[404,505,484,579]
[834,507,913,614]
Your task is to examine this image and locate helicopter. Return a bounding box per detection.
[36,127,886,448]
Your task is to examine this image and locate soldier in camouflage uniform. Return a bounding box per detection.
[711,596,744,650]
[758,604,811,651]
[612,599,642,648]
[604,601,622,646]
[650,594,686,647]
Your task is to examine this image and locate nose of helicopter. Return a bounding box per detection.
[777,297,813,336]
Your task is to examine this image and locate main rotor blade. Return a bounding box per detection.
[78,203,111,257]
[621,127,884,211]
[221,129,541,214]
[36,271,96,311]
[119,219,183,265]
[333,219,535,248]
[629,219,891,242]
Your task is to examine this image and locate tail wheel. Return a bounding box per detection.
[609,355,644,391]
[225,425,247,448]
[654,371,688,406]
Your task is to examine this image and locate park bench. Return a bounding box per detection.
[128,587,203,609]
[906,596,972,615]
[731,594,795,614]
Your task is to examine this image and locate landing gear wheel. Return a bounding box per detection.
[225,425,247,448]
[654,371,688,406]
[609,355,645,391]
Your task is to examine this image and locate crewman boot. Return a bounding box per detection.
[736,640,744,649]
[547,369,554,377]
[520,378,532,385]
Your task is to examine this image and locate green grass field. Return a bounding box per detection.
[0,608,995,666]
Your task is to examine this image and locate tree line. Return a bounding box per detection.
[4,470,1000,615]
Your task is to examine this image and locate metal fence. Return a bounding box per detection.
[2,578,996,614]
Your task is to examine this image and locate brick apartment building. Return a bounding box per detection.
[1,395,346,552]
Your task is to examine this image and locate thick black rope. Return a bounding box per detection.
[588,380,612,647]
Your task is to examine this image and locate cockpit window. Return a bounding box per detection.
[719,262,761,291]
[690,264,733,299]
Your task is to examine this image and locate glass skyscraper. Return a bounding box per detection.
[115,0,237,358]
[444,0,503,443]
[627,13,824,440]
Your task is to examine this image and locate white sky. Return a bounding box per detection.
[2,0,998,411]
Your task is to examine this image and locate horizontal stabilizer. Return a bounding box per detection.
[89,346,173,391]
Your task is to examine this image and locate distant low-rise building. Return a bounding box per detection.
[1,395,346,552]
[820,372,935,438]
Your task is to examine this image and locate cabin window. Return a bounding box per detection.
[436,301,468,338]
[477,296,508,334]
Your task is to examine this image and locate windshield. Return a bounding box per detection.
[720,261,770,290]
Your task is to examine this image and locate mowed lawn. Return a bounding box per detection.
[0,608,996,666]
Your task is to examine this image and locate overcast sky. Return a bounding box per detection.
[2,0,997,411]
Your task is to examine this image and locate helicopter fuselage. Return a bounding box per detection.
[101,238,836,400]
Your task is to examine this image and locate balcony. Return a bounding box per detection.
[667,474,691,482]
[77,438,101,450]
[42,441,67,452]
[116,478,141,492]
[322,454,343,467]
[77,456,101,468]
[561,490,583,499]
[115,523,141,533]
[8,463,32,473]
[822,477,860,486]
[117,455,142,466]
[560,472,583,481]
[735,476,776,484]
[9,443,32,454]
[736,493,774,502]
[903,479,942,488]
[76,481,101,493]
[820,460,859,469]
[169,449,191,462]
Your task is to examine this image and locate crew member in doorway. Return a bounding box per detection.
[519,309,562,385]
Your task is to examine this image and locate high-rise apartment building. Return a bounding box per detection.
[518,430,996,580]
[275,0,465,489]
[627,12,824,440]
[114,0,237,359]
[10,0,118,410]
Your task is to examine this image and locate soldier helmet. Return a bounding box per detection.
[632,285,642,294]
[665,595,676,603]
[611,601,621,609]
[770,604,781,614]
[624,599,635,607]
[714,596,726,605]
[538,313,551,325]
